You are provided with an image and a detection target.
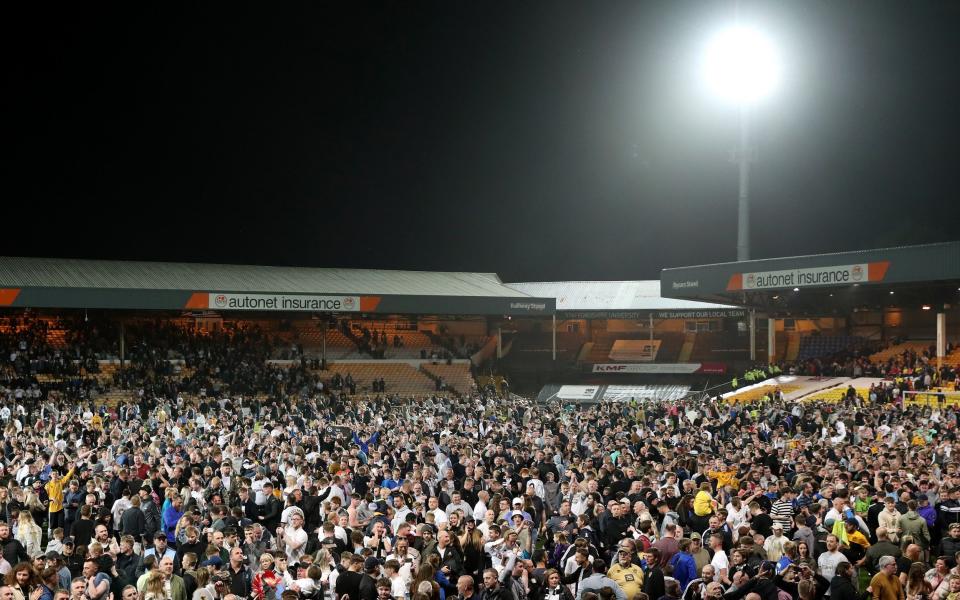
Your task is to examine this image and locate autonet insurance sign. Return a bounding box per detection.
[208,293,361,312]
[727,262,890,291]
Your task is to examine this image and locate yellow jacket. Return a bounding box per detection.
[694,490,715,517]
[45,466,76,513]
[608,564,645,598]
[708,469,738,489]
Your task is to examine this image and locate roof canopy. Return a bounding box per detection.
[0,257,553,316]
[507,280,743,319]
[661,241,960,314]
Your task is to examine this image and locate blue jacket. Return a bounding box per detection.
[668,551,697,593]
[352,431,379,456]
[162,505,184,543]
[919,505,937,528]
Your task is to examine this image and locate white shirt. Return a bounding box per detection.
[112,497,132,524]
[282,526,308,562]
[710,549,729,581]
[473,500,488,522]
[252,477,268,505]
[818,550,845,581]
[391,507,412,534]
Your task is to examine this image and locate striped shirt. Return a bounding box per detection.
[771,498,795,530]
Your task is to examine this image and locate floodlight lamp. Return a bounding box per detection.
[702,25,781,105]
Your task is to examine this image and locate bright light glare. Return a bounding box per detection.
[702,26,781,105]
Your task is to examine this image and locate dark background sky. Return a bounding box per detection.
[7,2,958,282]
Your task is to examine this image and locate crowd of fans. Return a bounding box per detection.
[1,315,960,600]
[791,340,955,386]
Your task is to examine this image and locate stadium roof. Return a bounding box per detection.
[0,257,553,316]
[661,241,960,314]
[506,280,743,319]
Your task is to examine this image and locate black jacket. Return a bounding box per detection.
[434,546,464,579]
[120,506,146,538]
[1,537,29,566]
[359,574,377,600]
[261,497,282,531]
[481,585,516,600]
[940,535,960,557]
[336,570,363,600]
[829,575,860,600]
[533,587,573,600]
[142,502,161,538]
[71,518,95,548]
[643,566,665,600]
[115,552,141,582]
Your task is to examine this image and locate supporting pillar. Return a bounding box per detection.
[649,313,654,342]
[749,310,756,362]
[119,319,125,372]
[551,315,556,361]
[938,312,947,371]
[768,318,776,364]
[497,326,502,359]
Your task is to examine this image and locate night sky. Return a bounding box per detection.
[7,2,958,283]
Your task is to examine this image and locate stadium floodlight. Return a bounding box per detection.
[702,26,781,106]
[701,25,781,262]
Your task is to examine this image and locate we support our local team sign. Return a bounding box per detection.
[726,261,890,291]
[185,292,381,312]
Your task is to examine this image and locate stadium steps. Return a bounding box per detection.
[46,329,68,349]
[96,389,136,408]
[476,375,506,394]
[677,333,695,362]
[785,333,801,362]
[323,362,436,396]
[868,341,932,363]
[420,362,475,395]
[944,348,960,367]
[801,387,870,403]
[288,324,362,359]
[586,331,681,364]
[576,342,593,364]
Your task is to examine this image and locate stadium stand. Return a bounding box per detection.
[800,386,870,404]
[946,346,960,367]
[502,331,583,368]
[868,340,933,363]
[585,331,683,364]
[688,331,752,362]
[420,362,475,394]
[321,362,437,396]
[427,332,489,359]
[796,334,865,360]
[286,322,361,359]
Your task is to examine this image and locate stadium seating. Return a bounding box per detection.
[688,332,750,362]
[585,331,683,364]
[945,347,960,368]
[502,332,583,368]
[420,362,475,394]
[322,362,437,396]
[868,341,932,363]
[800,387,869,403]
[796,335,865,360]
[801,386,960,407]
